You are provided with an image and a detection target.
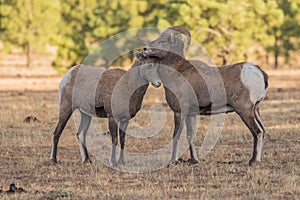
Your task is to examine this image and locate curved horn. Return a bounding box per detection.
[167,26,191,51]
[138,38,150,45]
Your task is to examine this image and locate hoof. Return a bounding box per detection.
[50,158,57,164]
[109,160,117,168]
[82,158,92,164]
[117,159,125,167]
[167,158,183,167]
[187,158,199,165]
[248,159,260,166]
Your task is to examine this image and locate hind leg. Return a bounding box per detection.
[77,112,92,163]
[254,105,266,134]
[236,105,265,165]
[253,105,266,162]
[50,99,73,163]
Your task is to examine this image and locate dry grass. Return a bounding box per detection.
[0,70,299,199]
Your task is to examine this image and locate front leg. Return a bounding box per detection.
[186,115,198,164]
[118,120,129,166]
[169,112,185,165]
[108,117,118,167]
[77,112,92,163]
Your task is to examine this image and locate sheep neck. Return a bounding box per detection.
[160,52,187,71]
[126,66,149,93]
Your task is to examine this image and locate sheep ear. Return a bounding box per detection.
[133,50,143,61]
[138,38,149,45]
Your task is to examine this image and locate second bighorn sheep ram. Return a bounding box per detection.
[143,26,268,165]
[50,51,161,167]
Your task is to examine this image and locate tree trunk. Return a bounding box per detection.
[265,52,269,65]
[26,42,31,68]
[274,35,279,69]
[222,56,227,65]
[274,54,278,69]
[26,0,33,68]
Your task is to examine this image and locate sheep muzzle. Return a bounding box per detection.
[151,81,161,88]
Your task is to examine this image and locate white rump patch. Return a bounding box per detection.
[58,66,77,102]
[240,62,266,104]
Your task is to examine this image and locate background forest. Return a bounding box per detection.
[1,0,300,70]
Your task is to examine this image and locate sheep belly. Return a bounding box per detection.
[240,62,266,104]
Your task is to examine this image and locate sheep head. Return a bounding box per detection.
[133,50,161,88]
[143,26,191,59]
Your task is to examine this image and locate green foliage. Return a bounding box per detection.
[53,0,94,69]
[162,0,284,65]
[0,0,61,67]
[277,0,300,64]
[1,0,300,69]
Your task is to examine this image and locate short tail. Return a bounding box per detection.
[255,65,268,89]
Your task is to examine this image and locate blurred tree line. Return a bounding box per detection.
[0,0,299,69]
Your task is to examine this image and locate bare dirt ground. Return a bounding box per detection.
[0,65,299,199]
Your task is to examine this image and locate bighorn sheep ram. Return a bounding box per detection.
[143,26,268,166]
[50,51,161,167]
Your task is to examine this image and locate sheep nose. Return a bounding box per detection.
[142,47,148,56]
[152,81,161,88]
